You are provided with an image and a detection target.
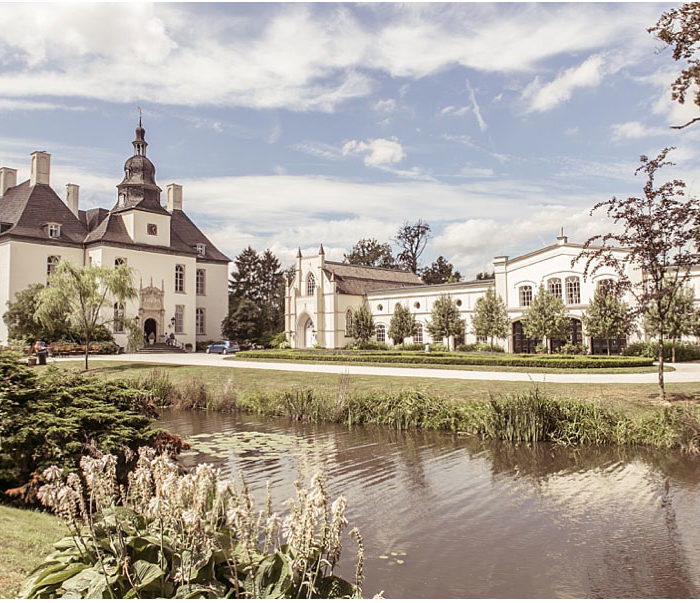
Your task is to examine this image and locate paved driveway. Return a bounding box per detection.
[54,352,700,384]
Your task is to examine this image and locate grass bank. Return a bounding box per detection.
[0,506,65,598]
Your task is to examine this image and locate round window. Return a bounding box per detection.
[456,299,462,307]
[414,302,420,309]
[377,304,383,311]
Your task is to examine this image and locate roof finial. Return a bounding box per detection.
[318,243,325,255]
[137,106,142,128]
[296,247,302,258]
[560,226,564,237]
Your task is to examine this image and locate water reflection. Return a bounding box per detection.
[158,409,700,598]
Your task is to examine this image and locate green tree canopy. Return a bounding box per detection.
[35,261,136,369]
[582,287,635,355]
[643,283,698,361]
[221,297,260,342]
[426,295,465,350]
[388,303,417,345]
[421,256,462,285]
[344,238,398,268]
[3,283,73,344]
[350,303,375,345]
[521,285,569,352]
[471,287,509,349]
[394,219,431,274]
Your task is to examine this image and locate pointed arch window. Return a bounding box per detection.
[566,277,581,305]
[519,285,532,307]
[306,272,316,296]
[547,278,562,299]
[413,323,423,344]
[376,323,386,343]
[345,308,353,336]
[47,255,60,280]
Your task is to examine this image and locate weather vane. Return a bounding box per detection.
[137,106,142,125]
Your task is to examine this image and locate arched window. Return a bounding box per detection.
[376,324,386,343]
[196,308,205,335]
[113,303,125,333]
[413,323,423,344]
[432,333,443,344]
[306,272,316,296]
[345,308,353,336]
[547,278,562,299]
[597,278,614,293]
[47,255,60,279]
[519,285,533,307]
[566,277,581,304]
[114,257,126,266]
[175,264,185,293]
[196,269,206,295]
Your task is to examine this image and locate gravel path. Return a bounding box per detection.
[52,352,700,384]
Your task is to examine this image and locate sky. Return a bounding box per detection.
[1,2,699,277]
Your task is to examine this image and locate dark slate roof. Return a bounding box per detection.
[322,261,423,295]
[170,209,230,262]
[0,180,87,245]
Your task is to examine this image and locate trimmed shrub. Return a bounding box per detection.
[457,343,505,353]
[623,340,700,362]
[344,341,390,351]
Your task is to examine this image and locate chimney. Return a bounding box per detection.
[65,183,79,217]
[0,167,17,196]
[30,151,50,186]
[556,227,568,246]
[166,183,183,212]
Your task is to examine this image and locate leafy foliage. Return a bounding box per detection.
[582,288,635,355]
[3,284,73,344]
[343,238,398,268]
[349,303,375,345]
[388,303,417,345]
[471,288,509,349]
[521,285,569,351]
[643,283,699,361]
[426,296,465,349]
[576,148,700,396]
[23,449,363,599]
[221,297,260,342]
[623,340,700,362]
[0,352,157,496]
[421,256,461,284]
[394,219,431,273]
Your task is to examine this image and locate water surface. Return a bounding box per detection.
[158,409,700,598]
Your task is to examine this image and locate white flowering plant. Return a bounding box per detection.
[21,448,364,599]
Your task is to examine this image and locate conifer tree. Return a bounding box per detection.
[350,303,375,346]
[582,287,634,355]
[521,284,569,353]
[471,287,509,350]
[426,295,465,351]
[388,303,417,345]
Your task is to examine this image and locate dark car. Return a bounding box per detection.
[205,340,240,355]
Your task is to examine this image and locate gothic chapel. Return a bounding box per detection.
[0,120,229,348]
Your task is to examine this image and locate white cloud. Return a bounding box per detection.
[610,121,666,141]
[523,54,606,113]
[342,138,405,167]
[292,141,342,161]
[565,126,579,136]
[440,105,470,117]
[466,80,487,132]
[0,99,87,112]
[373,98,397,112]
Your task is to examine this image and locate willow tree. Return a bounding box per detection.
[576,148,700,398]
[471,287,509,350]
[520,285,568,353]
[35,261,137,370]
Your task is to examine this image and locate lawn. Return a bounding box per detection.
[0,505,65,598]
[45,360,700,414]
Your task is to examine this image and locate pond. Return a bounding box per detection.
[158,409,700,598]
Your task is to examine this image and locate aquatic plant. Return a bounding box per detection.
[21,448,364,599]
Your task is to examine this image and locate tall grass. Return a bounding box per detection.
[131,369,700,454]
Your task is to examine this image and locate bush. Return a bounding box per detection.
[558,343,586,355]
[268,331,287,348]
[23,449,364,599]
[344,341,389,351]
[622,340,700,362]
[393,343,424,351]
[0,352,165,498]
[457,343,505,353]
[428,343,448,352]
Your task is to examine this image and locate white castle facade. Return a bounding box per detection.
[0,121,229,349]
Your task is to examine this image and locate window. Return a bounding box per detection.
[456,299,463,307]
[413,323,423,344]
[114,257,126,267]
[147,223,158,236]
[47,223,60,239]
[196,243,206,256]
[432,333,443,344]
[598,278,614,292]
[47,255,60,278]
[566,277,581,304]
[519,285,533,307]
[547,278,562,299]
[376,323,386,342]
[476,335,488,344]
[306,273,316,296]
[196,268,206,295]
[377,304,383,311]
[118,192,126,207]
[345,308,353,336]
[113,303,125,333]
[414,301,420,309]
[196,308,205,335]
[175,305,184,334]
[175,264,185,293]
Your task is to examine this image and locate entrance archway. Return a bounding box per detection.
[304,318,315,348]
[512,320,538,354]
[550,318,583,353]
[144,318,157,344]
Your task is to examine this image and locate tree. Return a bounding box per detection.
[520,285,569,353]
[344,238,398,268]
[575,148,700,398]
[394,219,431,273]
[221,297,260,342]
[471,287,509,350]
[421,256,462,284]
[388,303,417,345]
[582,287,635,356]
[3,283,73,344]
[349,303,375,346]
[426,295,465,351]
[476,271,495,280]
[649,4,700,129]
[35,261,136,370]
[643,283,697,362]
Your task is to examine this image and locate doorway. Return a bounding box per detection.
[144,318,157,344]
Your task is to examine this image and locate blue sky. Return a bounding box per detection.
[1,2,699,276]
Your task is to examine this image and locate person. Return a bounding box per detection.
[34,340,48,365]
[148,331,156,345]
[169,332,175,346]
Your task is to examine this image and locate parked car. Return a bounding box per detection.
[205,340,240,355]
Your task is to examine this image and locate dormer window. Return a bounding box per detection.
[47,223,60,239]
[196,243,206,257]
[147,223,158,236]
[118,192,126,207]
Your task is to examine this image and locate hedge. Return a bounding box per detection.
[236,350,653,369]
